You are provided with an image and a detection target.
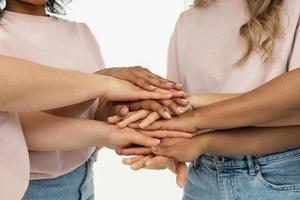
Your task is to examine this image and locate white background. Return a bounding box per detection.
[65,1,191,200]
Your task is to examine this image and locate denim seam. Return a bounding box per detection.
[257,154,300,166]
[256,166,300,191]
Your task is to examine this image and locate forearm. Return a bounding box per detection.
[44,100,97,118]
[195,69,300,130]
[0,55,109,112]
[19,112,112,151]
[188,93,241,109]
[203,126,300,156]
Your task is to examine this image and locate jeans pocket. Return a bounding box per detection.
[256,155,300,191]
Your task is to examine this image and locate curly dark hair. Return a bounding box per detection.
[0,0,72,16]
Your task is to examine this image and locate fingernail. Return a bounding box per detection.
[120,107,128,116]
[167,82,174,86]
[149,85,156,90]
[152,139,161,145]
[166,93,172,98]
[177,107,185,114]
[164,111,172,119]
[178,181,184,188]
[176,83,183,88]
[151,146,159,152]
[139,123,146,129]
[181,99,188,104]
[117,150,123,155]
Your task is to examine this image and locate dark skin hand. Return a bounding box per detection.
[96,66,183,92]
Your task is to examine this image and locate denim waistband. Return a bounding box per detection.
[193,147,300,173]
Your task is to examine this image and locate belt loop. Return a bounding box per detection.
[246,155,256,176]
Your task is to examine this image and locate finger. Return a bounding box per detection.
[151,145,181,159]
[118,110,150,128]
[126,101,171,119]
[174,98,189,107]
[117,147,152,156]
[107,115,123,124]
[160,100,184,115]
[131,155,154,170]
[155,88,186,99]
[139,112,161,129]
[173,83,184,90]
[133,89,172,101]
[113,105,129,117]
[145,156,175,172]
[141,130,193,138]
[126,131,161,147]
[107,111,135,124]
[132,75,157,91]
[143,120,170,131]
[176,162,188,188]
[122,156,144,165]
[146,76,174,90]
[128,123,140,129]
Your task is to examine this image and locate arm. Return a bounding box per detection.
[19,111,164,151]
[189,93,300,127]
[0,55,106,112]
[195,69,300,130]
[124,126,300,166]
[0,55,173,112]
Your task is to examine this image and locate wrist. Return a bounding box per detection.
[194,134,212,155]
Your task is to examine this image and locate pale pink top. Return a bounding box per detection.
[168,0,300,94]
[0,11,104,198]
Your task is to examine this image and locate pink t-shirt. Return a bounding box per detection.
[0,11,105,198]
[168,0,300,94]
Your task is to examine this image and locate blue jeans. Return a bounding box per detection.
[183,148,300,200]
[22,155,96,200]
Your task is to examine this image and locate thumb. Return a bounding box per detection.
[113,105,129,117]
[176,162,187,188]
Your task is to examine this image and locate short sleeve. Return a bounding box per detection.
[288,17,300,71]
[81,23,105,70]
[167,15,183,83]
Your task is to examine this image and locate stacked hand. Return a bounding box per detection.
[96,66,235,188]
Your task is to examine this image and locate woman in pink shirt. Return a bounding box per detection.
[119,0,300,199]
[0,0,192,199]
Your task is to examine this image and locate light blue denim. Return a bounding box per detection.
[22,154,96,200]
[183,148,300,200]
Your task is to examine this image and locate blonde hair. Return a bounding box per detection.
[194,0,283,65]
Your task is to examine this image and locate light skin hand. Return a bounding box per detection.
[107,98,191,129]
[144,110,200,133]
[120,138,190,188]
[104,76,175,101]
[122,155,187,188]
[109,129,192,151]
[111,93,237,130]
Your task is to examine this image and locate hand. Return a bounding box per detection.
[117,136,209,162]
[151,135,210,162]
[122,156,187,188]
[116,137,189,156]
[143,109,200,133]
[95,99,131,122]
[104,126,193,150]
[103,76,174,101]
[96,66,183,91]
[107,99,192,128]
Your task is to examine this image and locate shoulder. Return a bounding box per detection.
[52,17,92,33]
[176,8,201,26]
